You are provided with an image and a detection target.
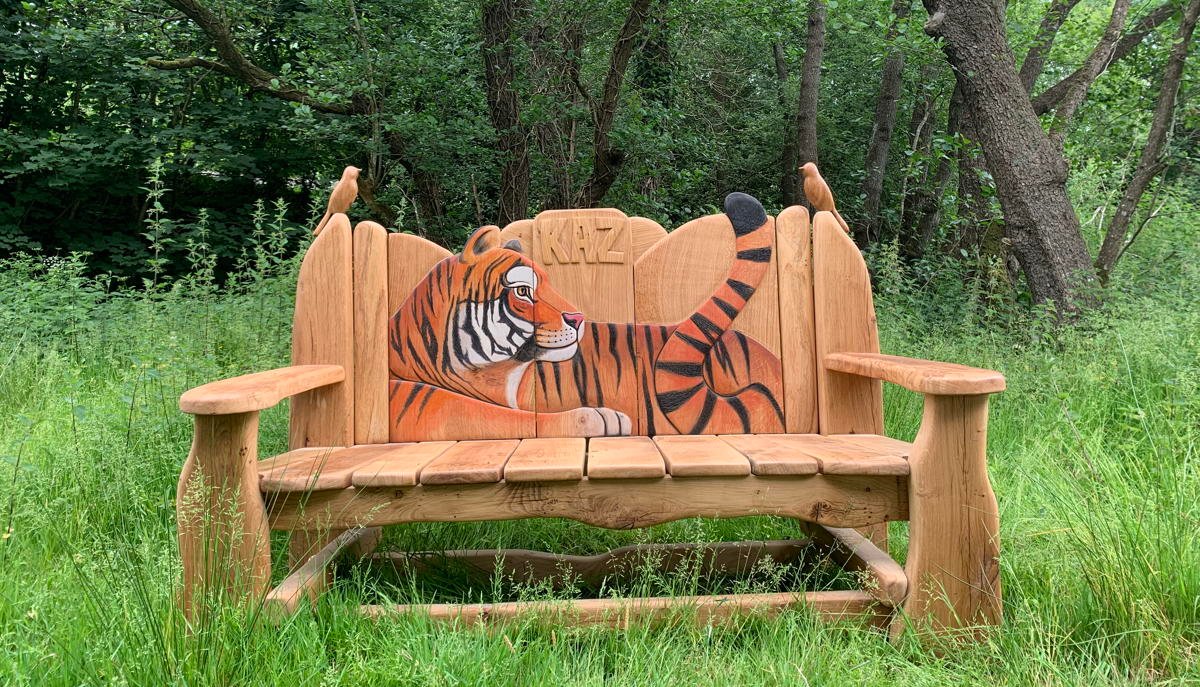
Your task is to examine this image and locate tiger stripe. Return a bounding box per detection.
[652,193,785,434]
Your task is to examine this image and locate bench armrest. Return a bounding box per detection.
[824,352,1004,396]
[179,365,345,415]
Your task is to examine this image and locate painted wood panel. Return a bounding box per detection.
[383,196,792,442]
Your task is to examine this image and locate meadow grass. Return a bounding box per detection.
[0,215,1197,685]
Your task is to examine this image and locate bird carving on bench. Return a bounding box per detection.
[314,166,360,236]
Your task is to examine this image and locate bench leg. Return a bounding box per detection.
[901,394,1001,636]
[177,412,272,618]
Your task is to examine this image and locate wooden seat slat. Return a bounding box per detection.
[586,436,665,479]
[418,439,520,485]
[653,435,751,477]
[260,444,409,493]
[351,441,457,488]
[817,435,910,475]
[261,432,911,493]
[719,434,909,476]
[504,438,586,482]
[830,434,912,457]
[719,434,821,476]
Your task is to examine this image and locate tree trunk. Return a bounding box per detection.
[1095,0,1200,282]
[482,0,532,225]
[528,21,584,210]
[900,65,955,259]
[782,0,827,207]
[1018,0,1083,93]
[859,0,913,246]
[575,0,654,207]
[922,0,1097,313]
[952,88,992,255]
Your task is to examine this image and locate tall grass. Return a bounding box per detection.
[0,191,1197,684]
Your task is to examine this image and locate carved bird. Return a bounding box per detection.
[801,162,850,234]
[314,166,361,236]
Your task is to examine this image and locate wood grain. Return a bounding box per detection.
[266,474,908,530]
[291,213,355,449]
[825,352,1006,395]
[503,438,586,482]
[532,208,636,323]
[776,205,818,433]
[417,439,520,485]
[719,434,821,476]
[180,365,344,415]
[497,218,534,254]
[587,436,666,479]
[628,216,668,259]
[363,590,884,628]
[265,526,377,618]
[719,434,908,476]
[902,394,1002,634]
[177,412,271,616]
[259,444,406,492]
[351,441,456,487]
[386,232,453,317]
[812,211,883,436]
[633,213,782,358]
[811,525,907,606]
[653,435,751,477]
[353,221,390,444]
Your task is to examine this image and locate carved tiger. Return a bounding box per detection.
[388,192,785,440]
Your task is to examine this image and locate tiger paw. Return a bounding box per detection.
[537,407,632,437]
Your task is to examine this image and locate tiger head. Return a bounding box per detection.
[446,224,584,371]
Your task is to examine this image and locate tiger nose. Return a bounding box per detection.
[562,312,584,331]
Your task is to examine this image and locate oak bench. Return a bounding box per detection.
[176,164,1004,636]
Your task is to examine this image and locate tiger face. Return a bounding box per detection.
[449,225,584,372]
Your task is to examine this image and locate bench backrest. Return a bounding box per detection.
[288,203,882,448]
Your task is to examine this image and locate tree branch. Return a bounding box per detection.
[1018,0,1083,93]
[1032,1,1175,115]
[146,56,234,77]
[1047,0,1132,144]
[149,0,366,116]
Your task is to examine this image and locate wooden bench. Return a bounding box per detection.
[176,164,1004,636]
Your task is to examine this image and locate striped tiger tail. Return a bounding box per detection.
[651,192,784,434]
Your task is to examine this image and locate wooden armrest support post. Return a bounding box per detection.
[825,352,1003,636]
[176,365,344,618]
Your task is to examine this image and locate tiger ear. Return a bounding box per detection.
[502,238,524,254]
[462,225,501,263]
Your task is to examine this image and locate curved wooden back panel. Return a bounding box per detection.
[290,213,354,449]
[294,198,876,445]
[352,221,389,444]
[812,211,883,434]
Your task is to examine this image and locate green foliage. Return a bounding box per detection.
[5,0,1189,287]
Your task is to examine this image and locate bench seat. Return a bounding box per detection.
[257,434,912,493]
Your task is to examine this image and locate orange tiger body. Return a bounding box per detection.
[388,193,784,441]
